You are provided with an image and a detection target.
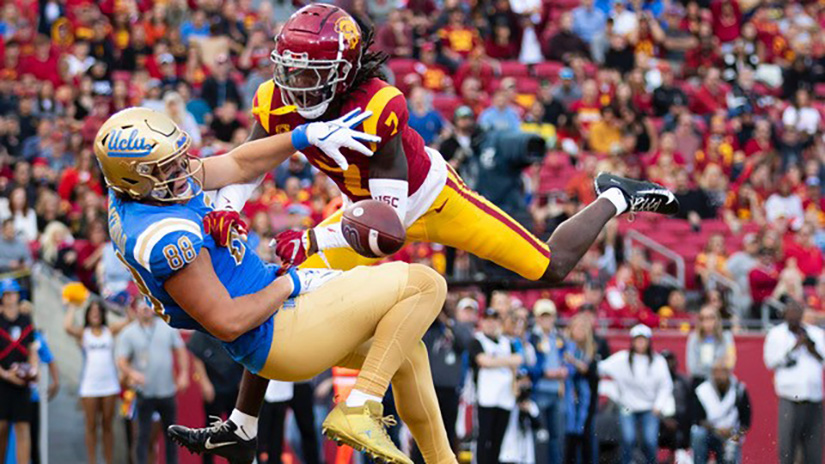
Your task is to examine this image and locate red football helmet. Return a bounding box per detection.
[271,4,363,119]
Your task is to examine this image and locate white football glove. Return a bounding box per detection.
[286,268,344,297]
[291,108,381,171]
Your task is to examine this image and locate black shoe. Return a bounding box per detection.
[594,172,680,216]
[167,417,256,464]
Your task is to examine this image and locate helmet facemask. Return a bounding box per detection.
[136,148,203,203]
[271,49,353,120]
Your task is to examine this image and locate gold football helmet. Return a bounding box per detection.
[93,107,202,202]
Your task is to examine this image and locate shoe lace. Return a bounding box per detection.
[365,409,398,440]
[205,416,233,435]
[630,194,663,213]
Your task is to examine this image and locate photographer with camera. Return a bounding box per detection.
[764,298,825,464]
[0,279,38,464]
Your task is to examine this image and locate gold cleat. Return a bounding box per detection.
[322,400,413,464]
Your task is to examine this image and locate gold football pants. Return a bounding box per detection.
[258,262,456,464]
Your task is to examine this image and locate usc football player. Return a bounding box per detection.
[170,4,679,464]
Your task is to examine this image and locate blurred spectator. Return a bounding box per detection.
[604,34,635,75]
[726,233,759,312]
[672,171,715,229]
[551,68,583,108]
[186,331,244,464]
[691,360,751,464]
[562,313,594,463]
[471,308,522,464]
[784,224,824,283]
[75,220,108,293]
[97,243,133,306]
[588,105,622,155]
[782,88,820,136]
[257,380,295,464]
[437,9,481,69]
[64,300,129,464]
[652,66,688,117]
[478,89,521,133]
[408,87,445,146]
[571,0,607,61]
[765,177,804,225]
[201,54,242,110]
[0,279,36,464]
[545,13,591,62]
[415,302,474,459]
[485,20,520,60]
[598,324,672,464]
[529,299,566,464]
[659,350,691,461]
[438,106,482,174]
[691,68,726,115]
[275,155,314,190]
[117,301,190,464]
[375,10,413,58]
[499,310,539,464]
[210,101,243,144]
[749,248,780,317]
[565,154,598,205]
[686,305,736,385]
[29,326,59,464]
[764,299,825,464]
[695,233,731,287]
[164,91,202,148]
[661,5,697,64]
[642,262,675,312]
[611,0,638,37]
[0,186,37,242]
[0,218,32,273]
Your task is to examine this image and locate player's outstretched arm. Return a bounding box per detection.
[200,109,380,191]
[164,248,293,342]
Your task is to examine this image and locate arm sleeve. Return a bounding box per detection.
[115,330,133,361]
[215,176,263,211]
[469,339,484,370]
[598,351,622,378]
[763,329,791,370]
[134,217,204,281]
[686,333,699,376]
[35,333,54,364]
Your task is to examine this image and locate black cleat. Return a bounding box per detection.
[167,417,256,464]
[594,172,680,216]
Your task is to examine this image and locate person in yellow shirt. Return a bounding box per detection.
[588,105,623,155]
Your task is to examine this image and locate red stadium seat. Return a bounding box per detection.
[499,61,530,78]
[533,61,565,81]
[432,94,463,120]
[815,83,825,99]
[516,77,540,94]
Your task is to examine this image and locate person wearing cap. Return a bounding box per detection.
[470,308,523,464]
[551,67,583,108]
[529,299,567,464]
[0,278,38,464]
[436,105,483,175]
[598,324,672,464]
[764,299,825,464]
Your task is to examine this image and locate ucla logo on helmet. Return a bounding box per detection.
[335,17,360,50]
[107,129,153,158]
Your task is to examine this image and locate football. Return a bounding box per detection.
[341,200,406,258]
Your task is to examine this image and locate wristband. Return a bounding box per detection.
[287,267,301,298]
[291,124,310,150]
[369,178,409,224]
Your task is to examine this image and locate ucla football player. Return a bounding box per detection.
[96,107,458,464]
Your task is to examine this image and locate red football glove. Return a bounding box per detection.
[203,210,248,247]
[273,229,311,266]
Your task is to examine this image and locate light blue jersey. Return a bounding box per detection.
[107,185,279,373]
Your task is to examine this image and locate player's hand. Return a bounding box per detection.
[292,108,382,171]
[203,210,248,247]
[286,268,344,297]
[272,229,311,266]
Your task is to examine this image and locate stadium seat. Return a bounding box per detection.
[432,94,463,120]
[533,61,565,81]
[516,77,540,94]
[499,61,529,78]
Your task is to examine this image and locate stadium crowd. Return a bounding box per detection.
[0,0,824,462]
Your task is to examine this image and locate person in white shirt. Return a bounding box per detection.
[611,0,639,37]
[764,177,804,226]
[470,309,523,464]
[599,324,672,464]
[763,299,825,464]
[782,88,821,135]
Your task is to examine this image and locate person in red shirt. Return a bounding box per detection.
[711,0,741,44]
[570,79,602,133]
[374,10,413,58]
[453,47,495,94]
[57,148,104,202]
[485,20,520,60]
[565,154,598,205]
[415,43,451,93]
[690,68,726,115]
[784,224,824,283]
[684,24,721,78]
[437,8,482,64]
[19,35,60,87]
[74,219,107,292]
[743,119,773,162]
[748,248,779,316]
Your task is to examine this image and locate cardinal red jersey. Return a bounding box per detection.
[252,78,432,203]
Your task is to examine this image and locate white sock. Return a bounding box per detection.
[345,389,382,407]
[599,188,628,217]
[229,409,258,439]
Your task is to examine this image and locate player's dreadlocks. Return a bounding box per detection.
[348,13,389,92]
